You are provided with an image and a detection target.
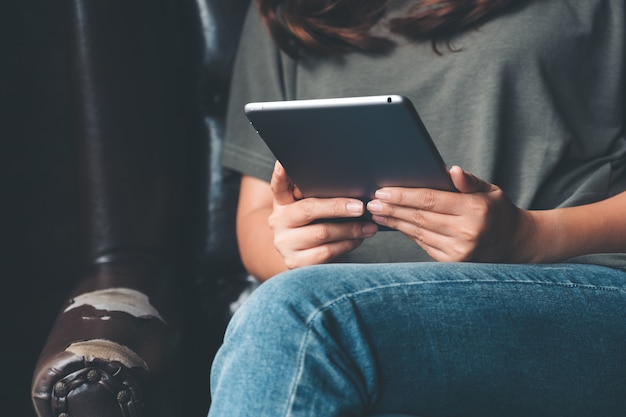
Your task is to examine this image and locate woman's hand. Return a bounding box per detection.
[268,161,378,270]
[366,166,537,263]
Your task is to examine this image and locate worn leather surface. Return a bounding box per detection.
[31,0,251,416]
[185,0,251,329]
[32,261,179,417]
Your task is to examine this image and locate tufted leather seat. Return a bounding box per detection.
[30,0,252,416]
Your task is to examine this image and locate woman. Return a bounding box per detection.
[209,0,626,416]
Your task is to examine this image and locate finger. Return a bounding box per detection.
[274,222,378,251]
[275,222,375,269]
[370,215,469,262]
[373,169,497,214]
[367,200,457,236]
[293,184,304,200]
[285,238,366,269]
[287,222,377,251]
[449,165,495,194]
[372,187,462,216]
[271,160,296,205]
[287,198,367,227]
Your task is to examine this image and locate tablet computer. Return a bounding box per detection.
[244,95,455,223]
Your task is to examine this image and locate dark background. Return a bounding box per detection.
[1,0,80,415]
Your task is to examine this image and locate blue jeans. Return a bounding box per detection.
[208,262,626,417]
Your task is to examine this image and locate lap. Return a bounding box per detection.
[253,263,626,415]
[251,262,626,322]
[217,263,626,417]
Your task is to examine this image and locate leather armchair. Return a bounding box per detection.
[30,0,252,416]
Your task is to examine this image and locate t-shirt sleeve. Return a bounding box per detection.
[221,4,286,182]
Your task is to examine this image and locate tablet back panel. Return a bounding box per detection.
[244,95,454,201]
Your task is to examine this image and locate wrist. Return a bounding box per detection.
[514,208,572,264]
[511,208,548,263]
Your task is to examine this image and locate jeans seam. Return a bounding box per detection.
[286,322,313,417]
[307,281,624,318]
[284,277,624,415]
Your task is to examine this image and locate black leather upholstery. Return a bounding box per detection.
[31,0,251,416]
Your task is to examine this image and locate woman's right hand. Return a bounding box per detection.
[268,161,378,270]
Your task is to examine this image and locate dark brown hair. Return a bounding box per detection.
[256,0,521,56]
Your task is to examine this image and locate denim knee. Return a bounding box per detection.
[211,266,378,417]
[225,267,328,338]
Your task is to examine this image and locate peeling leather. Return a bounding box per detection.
[64,288,166,322]
[65,339,150,370]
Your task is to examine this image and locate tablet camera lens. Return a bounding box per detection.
[387,97,392,103]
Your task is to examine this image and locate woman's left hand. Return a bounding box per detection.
[366,166,536,263]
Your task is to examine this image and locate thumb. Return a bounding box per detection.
[270,160,297,205]
[449,165,495,193]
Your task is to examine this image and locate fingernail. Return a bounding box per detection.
[347,202,363,214]
[375,190,391,200]
[362,223,378,236]
[367,201,383,213]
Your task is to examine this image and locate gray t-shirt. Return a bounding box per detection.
[222,0,626,270]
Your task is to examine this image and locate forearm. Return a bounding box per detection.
[237,206,289,282]
[524,191,626,263]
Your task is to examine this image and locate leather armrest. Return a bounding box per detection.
[32,258,182,417]
[29,0,254,415]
